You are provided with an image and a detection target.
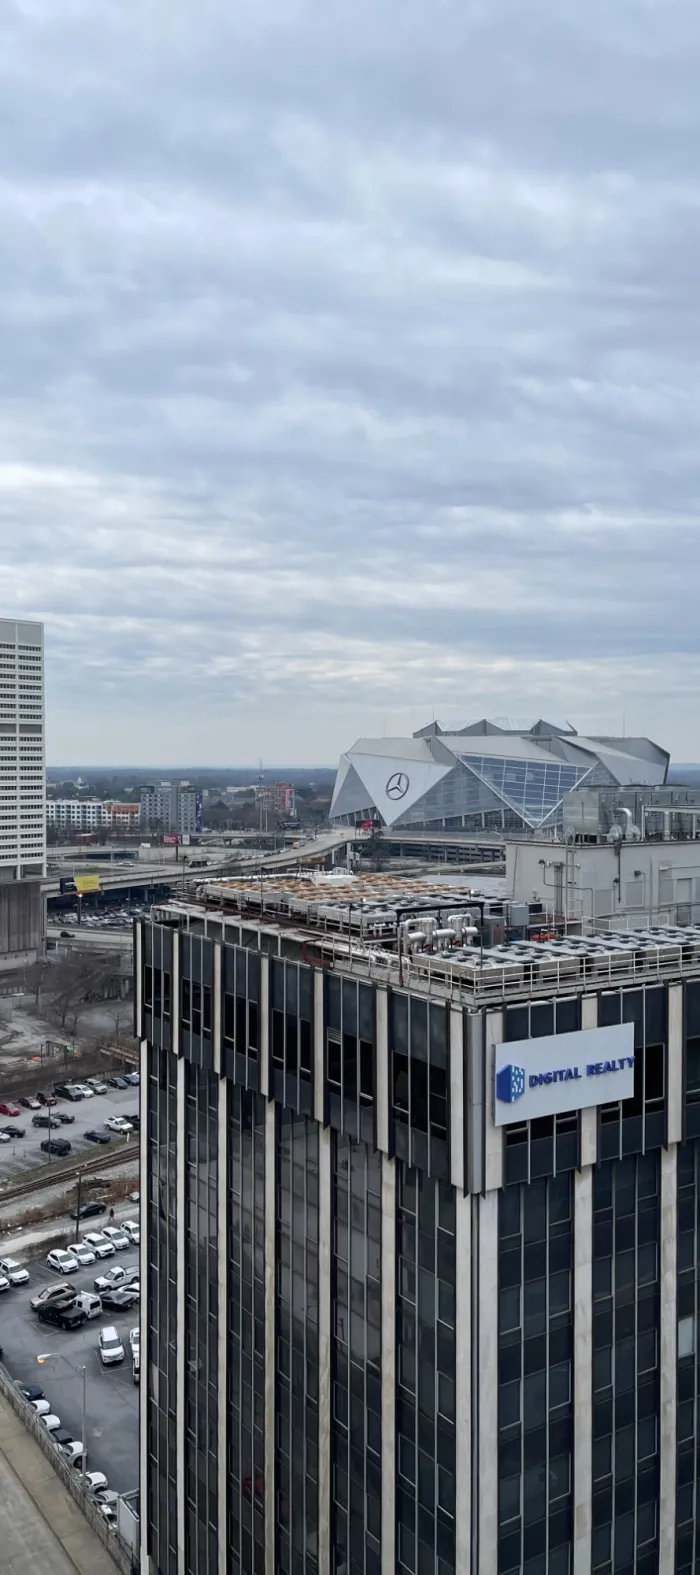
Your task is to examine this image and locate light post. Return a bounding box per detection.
[37,1352,87,1490]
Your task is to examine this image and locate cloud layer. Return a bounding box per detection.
[3,0,700,763]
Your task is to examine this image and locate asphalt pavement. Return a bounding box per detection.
[0,1225,140,1497]
[0,1082,139,1183]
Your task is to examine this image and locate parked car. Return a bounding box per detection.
[30,1283,76,1311]
[0,1102,19,1117]
[129,1191,140,1203]
[70,1200,106,1222]
[40,1139,72,1157]
[93,1489,120,1507]
[18,1095,40,1110]
[132,1348,140,1386]
[0,1124,25,1138]
[54,1111,75,1125]
[82,1470,109,1492]
[53,1084,82,1102]
[37,1091,57,1106]
[0,1132,10,1145]
[126,1113,140,1130]
[124,1072,140,1086]
[87,1079,109,1094]
[101,1286,139,1311]
[83,1232,115,1259]
[129,1326,139,1354]
[72,1242,96,1267]
[124,1265,140,1285]
[15,1381,45,1401]
[38,1302,86,1331]
[122,1219,140,1243]
[107,1076,129,1089]
[74,1291,102,1320]
[32,1114,52,1128]
[47,1248,79,1275]
[72,1084,94,1099]
[84,1129,111,1144]
[31,1399,51,1416]
[0,1256,29,1286]
[104,1116,133,1134]
[102,1226,129,1250]
[41,1413,62,1432]
[62,1440,85,1465]
[51,1427,74,1448]
[94,1265,127,1293]
[98,1326,124,1365]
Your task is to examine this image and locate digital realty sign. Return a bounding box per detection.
[493,1022,635,1127]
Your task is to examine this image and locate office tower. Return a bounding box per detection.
[137,875,698,1575]
[0,618,45,967]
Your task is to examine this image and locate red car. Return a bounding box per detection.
[19,1096,40,1110]
[37,1091,57,1107]
[0,1102,20,1118]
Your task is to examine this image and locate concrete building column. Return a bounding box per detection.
[263,1100,276,1575]
[449,1006,465,1192]
[259,954,270,1097]
[317,1125,332,1575]
[375,987,390,1154]
[176,1055,186,1575]
[477,1188,499,1574]
[217,1077,228,1575]
[659,1144,678,1575]
[212,942,222,1077]
[314,969,325,1127]
[454,1190,471,1575]
[667,983,684,1146]
[380,1154,396,1575]
[573,1167,593,1575]
[580,995,598,1167]
[483,1011,504,1192]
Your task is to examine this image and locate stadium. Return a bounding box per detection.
[329,717,669,834]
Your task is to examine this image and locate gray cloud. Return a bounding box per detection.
[2,0,700,762]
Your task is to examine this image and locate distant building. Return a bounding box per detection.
[140,781,202,835]
[331,717,669,834]
[256,781,296,819]
[104,801,141,829]
[0,618,45,968]
[46,799,141,831]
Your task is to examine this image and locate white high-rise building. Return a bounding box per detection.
[0,619,45,879]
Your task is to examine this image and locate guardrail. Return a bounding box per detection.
[0,1361,131,1571]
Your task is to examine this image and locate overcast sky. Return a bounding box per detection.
[4,0,700,765]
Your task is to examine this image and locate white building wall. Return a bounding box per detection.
[0,619,45,876]
[507,837,700,926]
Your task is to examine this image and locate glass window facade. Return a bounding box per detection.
[498,1176,574,1575]
[326,977,375,1144]
[184,1064,219,1574]
[271,960,314,1116]
[331,1135,382,1574]
[227,1087,266,1575]
[146,1043,179,1575]
[503,999,581,1185]
[457,754,591,830]
[676,1140,700,1573]
[390,995,449,1180]
[223,945,260,1089]
[598,989,667,1158]
[396,1163,456,1575]
[276,1110,319,1575]
[591,1155,660,1575]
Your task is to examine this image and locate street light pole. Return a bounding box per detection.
[37,1353,88,1490]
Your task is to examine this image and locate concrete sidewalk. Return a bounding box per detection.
[0,1388,119,1574]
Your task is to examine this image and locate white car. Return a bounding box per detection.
[42,1414,62,1432]
[82,1233,115,1259]
[62,1440,85,1464]
[99,1326,124,1365]
[72,1243,96,1267]
[97,1502,117,1525]
[102,1226,129,1251]
[73,1084,94,1098]
[47,1248,79,1275]
[94,1489,119,1507]
[123,1264,140,1285]
[31,1399,51,1416]
[87,1079,109,1094]
[122,1219,140,1243]
[104,1116,133,1134]
[129,1191,140,1203]
[129,1326,139,1354]
[83,1470,109,1492]
[0,1257,29,1286]
[0,1132,11,1144]
[74,1291,102,1319]
[0,1274,9,1293]
[94,1266,127,1293]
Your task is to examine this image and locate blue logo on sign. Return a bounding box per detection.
[496,1064,526,1104]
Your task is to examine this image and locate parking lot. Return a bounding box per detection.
[0,1229,140,1496]
[0,1082,140,1182]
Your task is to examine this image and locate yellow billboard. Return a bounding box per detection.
[74,873,101,894]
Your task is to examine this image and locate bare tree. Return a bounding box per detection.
[44,954,116,1035]
[22,958,52,1008]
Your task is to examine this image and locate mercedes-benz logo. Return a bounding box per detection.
[386,771,410,800]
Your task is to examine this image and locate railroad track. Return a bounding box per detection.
[0,1140,139,1209]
